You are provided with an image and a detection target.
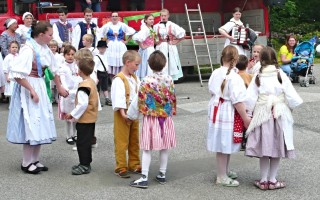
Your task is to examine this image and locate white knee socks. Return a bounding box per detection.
[141,150,152,178]
[22,144,33,167]
[216,152,228,178]
[159,149,169,176]
[269,158,280,182]
[66,121,76,138]
[259,156,269,182]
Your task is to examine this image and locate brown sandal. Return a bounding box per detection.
[254,180,269,190]
[268,181,286,190]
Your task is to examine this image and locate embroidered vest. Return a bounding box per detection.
[78,22,97,49]
[55,22,72,42]
[106,26,124,41]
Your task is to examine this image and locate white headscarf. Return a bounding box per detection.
[22,12,34,20]
[6,19,17,29]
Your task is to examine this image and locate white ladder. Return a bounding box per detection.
[185,3,213,87]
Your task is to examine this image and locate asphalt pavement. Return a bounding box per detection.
[0,66,320,200]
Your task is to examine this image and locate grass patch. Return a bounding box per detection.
[193,64,220,74]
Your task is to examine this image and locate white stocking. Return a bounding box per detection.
[259,156,270,182]
[22,144,33,167]
[32,145,41,164]
[141,150,152,178]
[269,158,280,183]
[159,149,169,175]
[66,121,76,138]
[216,152,228,178]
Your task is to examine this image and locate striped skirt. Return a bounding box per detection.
[140,116,176,150]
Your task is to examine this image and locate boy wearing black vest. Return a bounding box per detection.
[65,58,98,175]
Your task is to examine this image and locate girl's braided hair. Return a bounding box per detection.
[220,45,239,93]
[255,46,282,87]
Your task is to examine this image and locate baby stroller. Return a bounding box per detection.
[290,38,316,87]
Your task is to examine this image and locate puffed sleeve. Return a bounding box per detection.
[121,22,136,36]
[72,24,81,50]
[229,73,246,104]
[2,54,11,73]
[111,77,127,111]
[0,33,9,58]
[9,45,34,79]
[132,26,150,43]
[127,94,139,120]
[219,21,235,34]
[244,74,259,114]
[171,22,185,39]
[280,71,303,108]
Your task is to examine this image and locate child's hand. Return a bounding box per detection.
[30,89,39,103]
[65,114,73,120]
[5,74,10,83]
[125,117,133,125]
[243,116,251,129]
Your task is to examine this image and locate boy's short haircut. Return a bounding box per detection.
[122,50,140,64]
[82,34,94,44]
[74,48,93,60]
[236,55,249,71]
[57,7,68,15]
[49,39,58,47]
[62,41,72,48]
[63,45,76,56]
[148,50,166,72]
[78,58,95,76]
[84,8,93,15]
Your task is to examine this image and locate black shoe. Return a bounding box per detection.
[66,137,75,145]
[21,163,41,174]
[155,172,166,184]
[105,98,112,106]
[33,161,48,171]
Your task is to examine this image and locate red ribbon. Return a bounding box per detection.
[212,98,224,123]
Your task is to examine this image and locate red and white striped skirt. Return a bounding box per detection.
[140,116,176,150]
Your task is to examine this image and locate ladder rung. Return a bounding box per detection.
[199,67,213,69]
[196,55,209,57]
[189,20,202,23]
[193,32,205,34]
[187,9,199,12]
[194,43,207,46]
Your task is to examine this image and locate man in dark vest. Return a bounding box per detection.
[52,8,73,48]
[72,8,98,50]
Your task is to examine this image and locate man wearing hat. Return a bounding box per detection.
[94,40,112,106]
[16,12,34,43]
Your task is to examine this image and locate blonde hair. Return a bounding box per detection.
[160,9,170,15]
[122,50,140,65]
[220,45,239,93]
[82,34,93,44]
[48,39,58,47]
[74,48,93,60]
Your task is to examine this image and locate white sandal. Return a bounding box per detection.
[216,177,239,187]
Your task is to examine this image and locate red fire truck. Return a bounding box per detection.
[0,0,270,67]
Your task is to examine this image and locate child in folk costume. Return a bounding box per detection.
[218,7,246,55]
[49,39,64,103]
[81,34,98,56]
[128,50,176,189]
[153,9,185,81]
[111,50,141,178]
[94,40,112,106]
[244,47,303,190]
[57,45,80,145]
[132,14,155,80]
[7,21,58,174]
[3,41,19,98]
[207,45,251,186]
[73,48,101,151]
[65,58,99,175]
[99,11,136,77]
[247,44,264,75]
[0,51,5,103]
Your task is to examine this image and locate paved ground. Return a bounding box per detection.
[0,66,320,200]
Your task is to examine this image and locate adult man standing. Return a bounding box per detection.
[52,8,73,48]
[80,0,102,12]
[72,8,99,50]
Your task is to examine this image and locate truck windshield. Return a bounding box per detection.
[14,0,34,15]
[0,0,8,13]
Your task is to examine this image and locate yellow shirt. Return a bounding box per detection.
[278,45,293,65]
